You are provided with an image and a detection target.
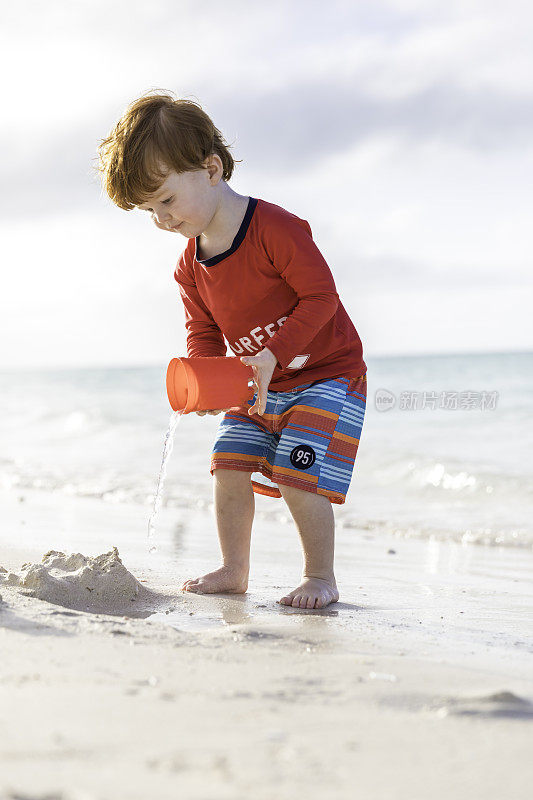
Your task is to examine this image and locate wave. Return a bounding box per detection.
[2,457,531,550]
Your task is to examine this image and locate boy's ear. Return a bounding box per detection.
[204,153,223,176]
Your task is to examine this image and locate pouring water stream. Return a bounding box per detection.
[147,409,183,553]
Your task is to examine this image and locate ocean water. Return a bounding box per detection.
[1,351,531,549]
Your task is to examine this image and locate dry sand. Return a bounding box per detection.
[1,487,532,800]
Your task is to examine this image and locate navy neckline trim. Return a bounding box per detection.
[195,197,258,267]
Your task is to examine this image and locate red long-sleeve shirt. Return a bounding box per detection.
[173,196,366,392]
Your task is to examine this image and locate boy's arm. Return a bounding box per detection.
[174,269,227,358]
[259,218,339,370]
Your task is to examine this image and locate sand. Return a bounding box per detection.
[1,487,532,800]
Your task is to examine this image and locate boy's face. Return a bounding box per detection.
[136,157,220,237]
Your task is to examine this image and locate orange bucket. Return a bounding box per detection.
[166,356,256,414]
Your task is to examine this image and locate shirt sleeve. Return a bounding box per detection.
[259,216,339,370]
[174,261,227,358]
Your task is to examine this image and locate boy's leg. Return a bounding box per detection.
[181,468,254,594]
[276,484,339,609]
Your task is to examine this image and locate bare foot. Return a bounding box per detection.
[181,565,249,594]
[279,576,339,609]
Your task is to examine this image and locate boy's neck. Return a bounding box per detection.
[198,185,250,253]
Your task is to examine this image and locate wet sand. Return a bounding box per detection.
[1,487,532,800]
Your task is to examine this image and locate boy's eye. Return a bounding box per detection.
[142,196,173,212]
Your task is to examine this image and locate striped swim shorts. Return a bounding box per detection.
[210,372,367,505]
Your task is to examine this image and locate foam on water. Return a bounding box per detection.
[0,353,531,549]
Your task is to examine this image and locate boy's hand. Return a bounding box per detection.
[240,348,278,416]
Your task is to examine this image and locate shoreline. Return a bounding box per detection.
[1,487,532,798]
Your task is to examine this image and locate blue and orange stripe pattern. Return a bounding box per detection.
[210,372,367,505]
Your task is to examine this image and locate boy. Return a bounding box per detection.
[97,91,367,610]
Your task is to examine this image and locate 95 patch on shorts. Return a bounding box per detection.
[289,444,316,470]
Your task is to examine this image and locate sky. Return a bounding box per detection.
[1,0,532,369]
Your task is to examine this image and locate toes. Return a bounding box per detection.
[280,590,298,605]
[279,587,334,609]
[182,579,202,593]
[284,593,319,609]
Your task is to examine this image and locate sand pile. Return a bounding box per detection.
[0,546,152,614]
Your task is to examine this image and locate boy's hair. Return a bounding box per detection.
[95,89,241,210]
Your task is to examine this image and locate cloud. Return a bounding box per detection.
[214,80,533,173]
[1,0,532,218]
[1,2,532,193]
[2,76,532,221]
